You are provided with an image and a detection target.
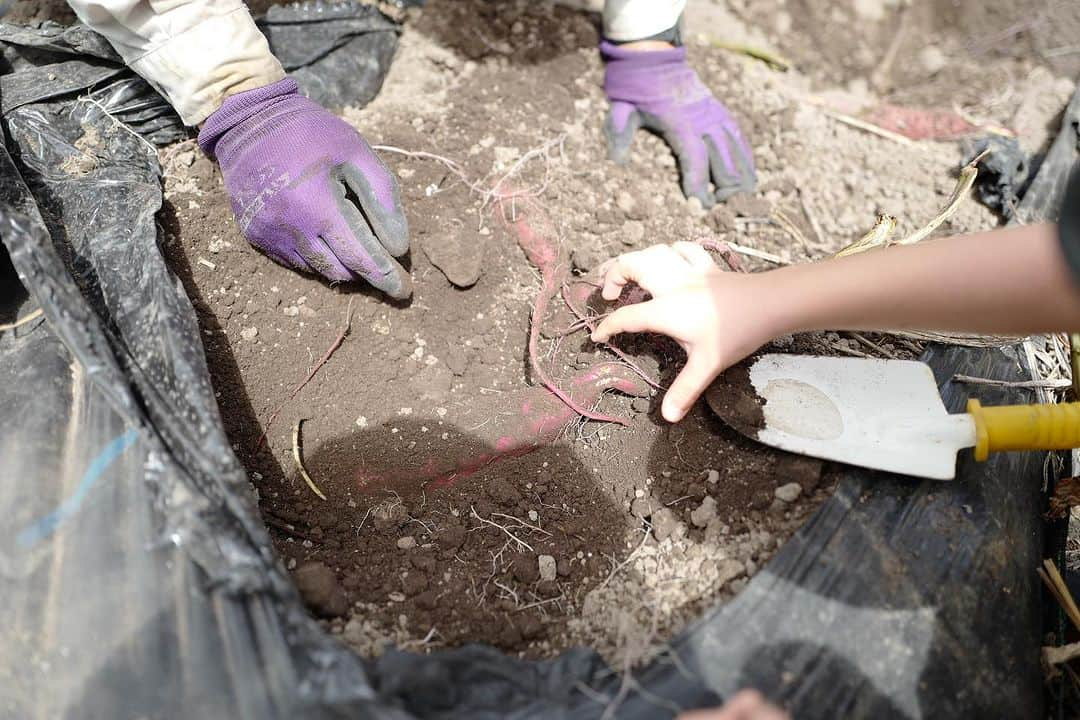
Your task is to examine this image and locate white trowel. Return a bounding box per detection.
[705,354,1080,480]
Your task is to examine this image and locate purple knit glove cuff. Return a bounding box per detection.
[198,77,301,158]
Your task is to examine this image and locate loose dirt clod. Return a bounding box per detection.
[294,561,348,618]
[775,483,803,503]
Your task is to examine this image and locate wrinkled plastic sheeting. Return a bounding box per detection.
[0,54,1050,720]
[0,92,397,719]
[0,21,188,145]
[966,135,1034,220]
[369,344,1046,720]
[969,84,1080,224]
[0,2,402,146]
[257,1,401,111]
[1014,85,1080,226]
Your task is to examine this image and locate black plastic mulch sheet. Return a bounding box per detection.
[0,25,1062,720]
[0,1,401,147]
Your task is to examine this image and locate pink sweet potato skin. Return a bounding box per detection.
[354,195,655,494]
[356,364,649,491]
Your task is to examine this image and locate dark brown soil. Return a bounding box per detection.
[151,0,1065,662]
[706,363,766,438]
[156,0,842,659]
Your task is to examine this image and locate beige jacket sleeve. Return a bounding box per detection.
[603,0,686,42]
[64,0,285,125]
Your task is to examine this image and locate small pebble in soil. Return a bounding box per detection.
[621,220,645,246]
[774,482,803,503]
[538,554,557,582]
[240,326,258,341]
[690,496,718,528]
[617,191,644,220]
[702,469,720,485]
[396,536,417,550]
[388,592,406,603]
[630,496,653,519]
[293,561,348,618]
[651,508,686,541]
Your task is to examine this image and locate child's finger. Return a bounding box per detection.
[600,254,637,300]
[590,301,663,342]
[725,691,789,720]
[724,691,766,712]
[662,351,721,422]
[601,246,690,300]
[671,241,716,269]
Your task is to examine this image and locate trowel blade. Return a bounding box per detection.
[705,354,978,480]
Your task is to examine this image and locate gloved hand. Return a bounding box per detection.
[601,41,756,208]
[198,78,411,298]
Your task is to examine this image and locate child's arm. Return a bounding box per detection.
[592,224,1080,422]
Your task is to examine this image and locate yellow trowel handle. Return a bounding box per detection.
[967,399,1080,461]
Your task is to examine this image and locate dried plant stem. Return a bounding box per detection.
[824,109,915,146]
[293,419,327,501]
[1039,559,1080,633]
[0,307,43,332]
[897,148,990,246]
[835,214,897,258]
[723,241,788,265]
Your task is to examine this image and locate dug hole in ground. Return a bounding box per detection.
[145,0,1076,668]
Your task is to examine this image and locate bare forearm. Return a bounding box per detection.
[762,224,1080,337]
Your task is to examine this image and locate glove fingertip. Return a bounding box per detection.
[680,173,715,210]
[341,164,411,257]
[605,106,639,165]
[362,257,414,300]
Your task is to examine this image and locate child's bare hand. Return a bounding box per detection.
[678,690,790,720]
[591,242,773,422]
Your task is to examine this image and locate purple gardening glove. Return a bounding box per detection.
[198,78,411,298]
[601,41,756,208]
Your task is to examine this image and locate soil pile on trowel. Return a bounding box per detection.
[156,0,1072,665]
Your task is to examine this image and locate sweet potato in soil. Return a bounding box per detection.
[153,0,1036,660]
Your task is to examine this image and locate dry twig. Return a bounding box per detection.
[835,214,897,258]
[293,419,327,501]
[1039,559,1080,632]
[0,307,43,332]
[724,241,788,265]
[897,149,990,247]
[823,109,915,146]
